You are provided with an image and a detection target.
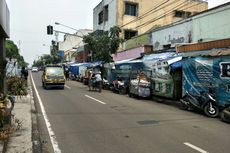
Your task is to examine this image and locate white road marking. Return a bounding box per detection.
[184,142,208,153]
[85,95,106,105]
[65,85,71,89]
[31,75,62,153]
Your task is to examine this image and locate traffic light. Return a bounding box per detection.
[47,25,53,35]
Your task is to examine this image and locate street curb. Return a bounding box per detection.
[29,74,42,153]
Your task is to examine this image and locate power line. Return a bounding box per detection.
[133,0,189,29]
[120,0,170,27]
[120,0,206,29]
[134,0,205,30]
[120,0,190,28]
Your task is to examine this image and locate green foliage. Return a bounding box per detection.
[6,76,27,96]
[83,26,123,62]
[32,54,61,67]
[5,40,27,67]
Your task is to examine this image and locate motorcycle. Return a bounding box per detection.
[111,79,127,94]
[180,90,219,118]
[91,77,102,92]
[102,77,110,90]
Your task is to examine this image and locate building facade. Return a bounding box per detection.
[58,29,92,62]
[192,3,230,43]
[0,0,10,93]
[151,18,192,51]
[149,2,230,51]
[93,0,207,41]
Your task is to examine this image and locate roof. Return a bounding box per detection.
[181,48,230,57]
[176,38,230,53]
[142,52,180,61]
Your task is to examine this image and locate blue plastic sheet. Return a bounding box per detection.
[183,56,230,107]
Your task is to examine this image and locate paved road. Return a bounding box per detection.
[31,72,230,153]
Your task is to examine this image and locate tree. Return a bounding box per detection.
[5,40,27,67]
[83,26,122,63]
[32,54,61,67]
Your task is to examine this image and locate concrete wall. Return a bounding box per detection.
[151,19,192,50]
[192,4,230,42]
[113,46,145,61]
[93,0,117,31]
[124,33,150,50]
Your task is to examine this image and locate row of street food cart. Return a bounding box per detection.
[66,39,230,122]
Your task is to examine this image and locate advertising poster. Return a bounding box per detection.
[183,56,230,106]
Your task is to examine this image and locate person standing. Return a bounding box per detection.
[21,66,28,80]
[64,66,69,80]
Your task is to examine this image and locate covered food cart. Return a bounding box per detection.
[129,70,151,98]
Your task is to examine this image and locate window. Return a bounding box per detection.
[98,5,109,24]
[124,30,137,40]
[98,11,103,24]
[125,3,138,16]
[174,10,191,18]
[104,5,108,21]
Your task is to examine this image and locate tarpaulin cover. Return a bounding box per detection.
[57,50,64,58]
[69,63,92,75]
[143,52,181,78]
[170,61,182,72]
[115,60,143,70]
[142,52,182,98]
[114,59,144,82]
[142,52,178,61]
[183,56,230,107]
[91,61,103,67]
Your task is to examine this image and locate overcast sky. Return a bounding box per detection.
[5,0,230,66]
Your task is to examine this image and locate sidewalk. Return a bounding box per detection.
[2,77,38,153]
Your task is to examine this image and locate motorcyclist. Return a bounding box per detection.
[89,68,102,91]
[94,69,102,90]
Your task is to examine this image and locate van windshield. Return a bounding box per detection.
[46,67,64,76]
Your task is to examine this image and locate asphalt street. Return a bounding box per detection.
[31,72,230,153]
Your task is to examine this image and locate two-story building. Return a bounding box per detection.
[93,0,207,41]
[58,29,92,62]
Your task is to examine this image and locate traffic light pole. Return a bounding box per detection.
[53,30,83,38]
